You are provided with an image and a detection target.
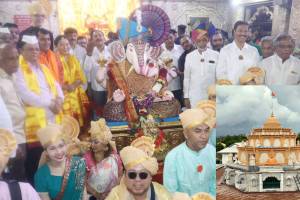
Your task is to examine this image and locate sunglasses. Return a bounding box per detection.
[127,171,149,180]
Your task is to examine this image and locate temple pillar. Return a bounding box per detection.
[288,0,300,43]
[272,0,292,36]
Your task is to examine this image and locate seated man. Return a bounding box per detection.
[106,146,172,200]
[163,108,216,197]
[258,33,300,85]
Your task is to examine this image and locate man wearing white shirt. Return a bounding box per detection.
[216,21,260,84]
[64,27,87,64]
[84,30,111,119]
[184,30,218,108]
[0,43,27,181]
[0,95,13,133]
[160,33,184,106]
[15,35,64,184]
[259,34,300,85]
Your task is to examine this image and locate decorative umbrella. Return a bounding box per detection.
[130,4,171,47]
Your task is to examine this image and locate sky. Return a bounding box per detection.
[217,86,300,136]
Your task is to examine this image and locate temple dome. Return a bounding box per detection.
[263,113,281,128]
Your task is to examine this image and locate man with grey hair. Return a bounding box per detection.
[258,33,300,85]
[0,42,27,181]
[261,36,274,59]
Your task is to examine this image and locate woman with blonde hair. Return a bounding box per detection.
[34,120,87,200]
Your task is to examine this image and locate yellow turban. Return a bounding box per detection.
[196,100,216,117]
[196,100,216,128]
[120,146,158,175]
[89,118,112,144]
[216,79,232,85]
[192,192,215,200]
[207,85,216,98]
[61,115,80,144]
[36,124,64,148]
[179,108,212,129]
[172,192,191,200]
[131,136,155,157]
[172,192,214,200]
[239,67,265,85]
[0,129,17,157]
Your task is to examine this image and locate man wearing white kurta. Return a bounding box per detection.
[160,34,184,105]
[184,30,218,108]
[216,21,260,84]
[64,27,87,64]
[258,34,300,85]
[83,30,111,119]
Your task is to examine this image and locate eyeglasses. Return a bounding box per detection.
[127,171,149,180]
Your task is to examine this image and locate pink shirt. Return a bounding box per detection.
[0,181,41,200]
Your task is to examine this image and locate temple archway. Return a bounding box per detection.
[263,176,280,189]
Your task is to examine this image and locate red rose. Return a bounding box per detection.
[197,164,203,173]
[148,62,155,68]
[159,68,168,78]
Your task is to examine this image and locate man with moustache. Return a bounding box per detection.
[183,30,218,108]
[83,29,111,119]
[178,36,195,93]
[216,21,260,84]
[260,36,274,59]
[163,108,216,197]
[106,145,171,199]
[64,27,87,64]
[160,33,184,106]
[0,43,27,181]
[210,31,224,52]
[37,28,64,84]
[259,33,300,85]
[3,23,20,46]
[15,35,64,184]
[77,36,88,49]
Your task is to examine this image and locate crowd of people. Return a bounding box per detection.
[0,2,299,200]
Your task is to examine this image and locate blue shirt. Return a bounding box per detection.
[209,128,216,147]
[163,142,216,196]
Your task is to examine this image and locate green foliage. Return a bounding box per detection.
[216,134,247,152]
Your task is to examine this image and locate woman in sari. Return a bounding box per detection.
[84,118,123,200]
[54,35,90,128]
[34,123,87,200]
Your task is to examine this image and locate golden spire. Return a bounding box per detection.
[263,113,281,128]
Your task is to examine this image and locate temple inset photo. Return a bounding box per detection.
[217,85,300,200]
